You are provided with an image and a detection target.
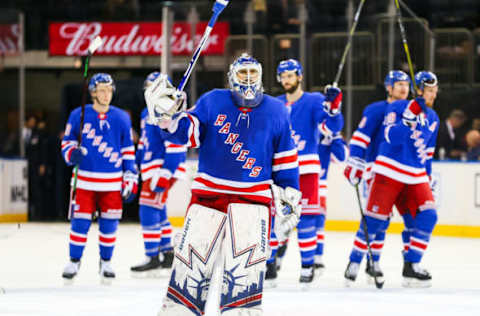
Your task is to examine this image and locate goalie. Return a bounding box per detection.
[145,53,301,316]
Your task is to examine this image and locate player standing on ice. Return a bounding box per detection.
[145,53,302,315]
[356,71,439,288]
[61,73,138,284]
[130,72,187,277]
[343,70,413,285]
[265,59,343,285]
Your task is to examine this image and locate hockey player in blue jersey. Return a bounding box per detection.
[61,73,138,284]
[360,71,440,288]
[343,70,412,285]
[145,53,302,315]
[265,59,343,285]
[130,72,187,276]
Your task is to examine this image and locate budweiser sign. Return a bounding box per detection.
[49,22,229,56]
[0,24,20,55]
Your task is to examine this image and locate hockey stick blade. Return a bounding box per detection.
[354,184,384,289]
[88,36,103,55]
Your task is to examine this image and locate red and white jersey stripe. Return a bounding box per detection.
[297,153,320,174]
[373,155,429,184]
[165,142,188,153]
[272,148,299,172]
[191,172,273,204]
[71,170,123,191]
[121,145,135,161]
[168,112,200,148]
[350,131,371,149]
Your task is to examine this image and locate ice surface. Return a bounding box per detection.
[1,223,479,316]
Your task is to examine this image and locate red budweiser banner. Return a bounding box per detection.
[49,22,229,56]
[0,24,20,55]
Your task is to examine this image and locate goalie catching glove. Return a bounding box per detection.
[271,184,302,242]
[144,73,186,127]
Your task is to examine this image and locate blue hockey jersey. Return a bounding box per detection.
[372,100,439,184]
[162,89,300,204]
[277,92,343,175]
[61,105,136,191]
[349,100,389,177]
[137,108,186,182]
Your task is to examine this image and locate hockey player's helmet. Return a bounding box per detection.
[415,71,438,91]
[276,59,303,82]
[228,53,264,108]
[384,70,410,90]
[88,73,115,93]
[144,71,173,90]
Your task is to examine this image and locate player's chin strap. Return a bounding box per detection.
[271,184,302,243]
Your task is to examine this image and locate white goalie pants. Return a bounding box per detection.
[160,196,270,316]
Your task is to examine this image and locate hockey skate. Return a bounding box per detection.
[62,259,81,285]
[402,262,432,288]
[264,261,278,289]
[299,265,315,289]
[99,259,116,285]
[314,255,325,276]
[365,260,384,285]
[161,251,174,269]
[344,261,359,287]
[130,255,163,278]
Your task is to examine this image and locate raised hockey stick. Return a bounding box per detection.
[332,0,367,87]
[354,184,384,289]
[176,0,230,93]
[69,36,103,219]
[394,0,417,92]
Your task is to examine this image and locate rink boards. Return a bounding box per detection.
[166,160,480,238]
[0,158,28,222]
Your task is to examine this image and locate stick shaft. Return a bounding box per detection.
[394,0,417,92]
[333,0,366,86]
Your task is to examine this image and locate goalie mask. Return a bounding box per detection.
[228,53,264,108]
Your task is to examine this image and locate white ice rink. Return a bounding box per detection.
[1,222,479,316]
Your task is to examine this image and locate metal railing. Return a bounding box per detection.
[434,28,474,87]
[309,31,375,91]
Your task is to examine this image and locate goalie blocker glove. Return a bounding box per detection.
[271,184,302,242]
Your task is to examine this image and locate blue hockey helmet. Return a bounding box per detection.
[228,53,264,108]
[276,59,303,82]
[88,73,115,93]
[414,71,438,91]
[143,71,173,89]
[384,70,410,90]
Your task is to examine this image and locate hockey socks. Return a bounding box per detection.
[159,207,173,252]
[98,217,118,261]
[315,214,325,257]
[405,209,437,263]
[69,218,92,260]
[401,213,415,256]
[349,216,387,264]
[139,205,162,257]
[297,215,317,267]
[267,216,278,265]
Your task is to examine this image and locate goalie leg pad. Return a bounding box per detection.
[163,203,227,316]
[220,203,269,314]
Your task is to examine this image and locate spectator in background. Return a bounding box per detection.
[434,109,467,160]
[465,129,480,161]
